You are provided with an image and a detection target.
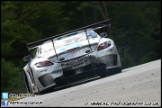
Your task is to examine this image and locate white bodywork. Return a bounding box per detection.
[23,29,122,94]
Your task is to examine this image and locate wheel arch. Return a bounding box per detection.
[23,70,31,93]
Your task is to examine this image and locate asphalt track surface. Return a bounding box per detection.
[9,59,161,107]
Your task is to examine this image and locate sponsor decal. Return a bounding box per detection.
[61,57,84,68]
[60,43,82,52]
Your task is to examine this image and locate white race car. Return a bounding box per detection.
[23,19,122,94]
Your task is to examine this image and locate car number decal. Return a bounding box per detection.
[61,57,84,68]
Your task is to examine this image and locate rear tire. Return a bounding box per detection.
[107,67,122,76]
[39,86,55,94]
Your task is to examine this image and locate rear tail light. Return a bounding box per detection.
[97,41,111,51]
[35,61,54,68]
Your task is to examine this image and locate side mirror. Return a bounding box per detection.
[23,55,31,61]
[99,32,108,38]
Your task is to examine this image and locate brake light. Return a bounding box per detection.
[66,47,80,52]
[97,41,111,51]
[35,61,54,68]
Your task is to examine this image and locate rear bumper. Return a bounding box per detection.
[37,54,121,92]
[55,63,107,87]
[37,63,107,92]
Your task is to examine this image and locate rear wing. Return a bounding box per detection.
[27,19,111,51]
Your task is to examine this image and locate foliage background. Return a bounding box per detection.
[1,1,161,92]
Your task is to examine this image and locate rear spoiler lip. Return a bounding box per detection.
[27,19,111,51]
